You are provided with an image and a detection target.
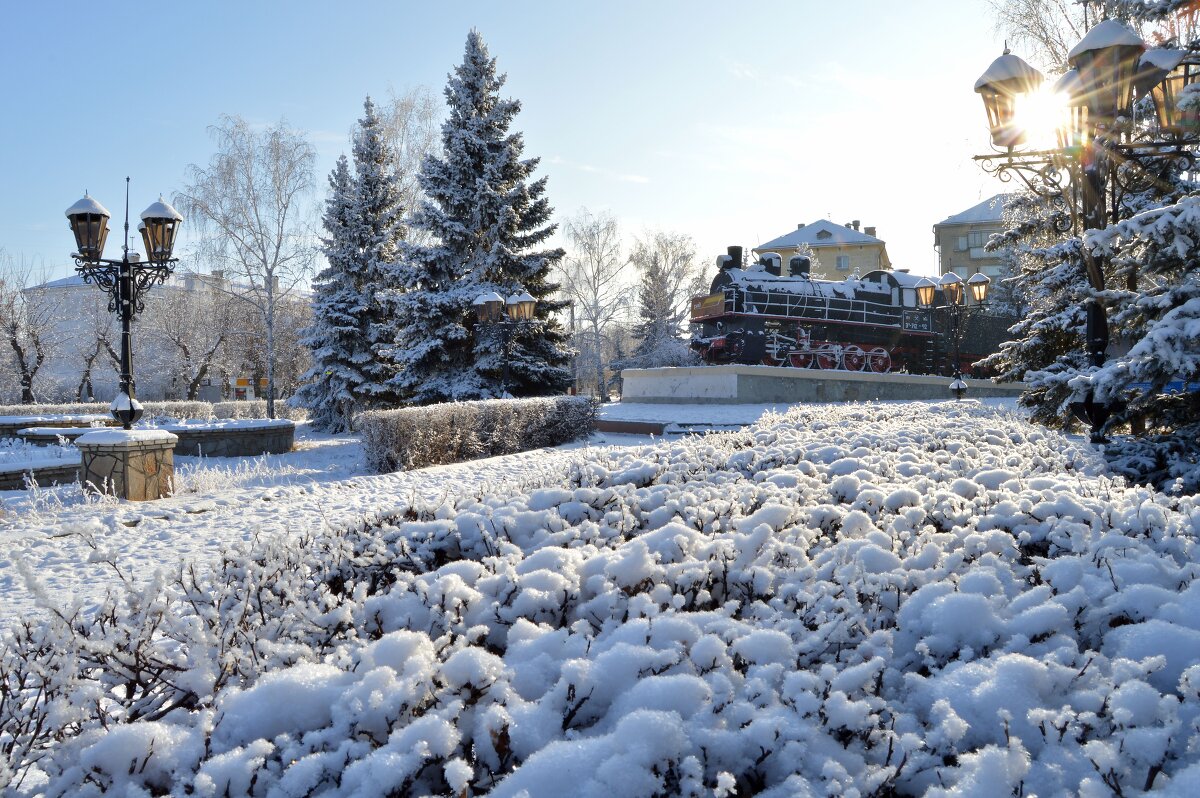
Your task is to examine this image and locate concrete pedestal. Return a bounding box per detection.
[75,429,178,501]
[620,365,1025,404]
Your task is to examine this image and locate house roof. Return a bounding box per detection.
[937,193,1011,226]
[29,275,87,289]
[756,219,885,251]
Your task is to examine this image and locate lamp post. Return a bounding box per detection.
[971,20,1198,441]
[65,179,183,429]
[915,272,991,399]
[472,288,536,398]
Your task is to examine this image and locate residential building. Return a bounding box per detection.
[933,193,1012,281]
[753,219,891,279]
[16,270,310,403]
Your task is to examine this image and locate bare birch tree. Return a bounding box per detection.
[147,278,238,400]
[0,257,64,404]
[558,209,630,400]
[380,86,442,245]
[74,292,120,402]
[176,116,316,418]
[624,230,707,369]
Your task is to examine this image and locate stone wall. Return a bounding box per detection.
[0,416,113,438]
[0,461,80,490]
[165,421,295,457]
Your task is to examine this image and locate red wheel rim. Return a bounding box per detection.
[842,346,866,371]
[789,351,813,368]
[815,349,838,370]
[867,347,891,373]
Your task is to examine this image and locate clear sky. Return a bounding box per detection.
[0,1,1009,282]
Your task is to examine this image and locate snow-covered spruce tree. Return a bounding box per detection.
[1086,197,1200,491]
[380,30,571,404]
[979,198,1091,428]
[295,98,408,431]
[620,230,705,369]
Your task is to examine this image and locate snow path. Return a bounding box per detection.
[0,424,658,623]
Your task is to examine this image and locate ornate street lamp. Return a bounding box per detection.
[918,272,991,399]
[974,48,1045,149]
[971,19,1199,441]
[66,179,183,428]
[474,287,537,398]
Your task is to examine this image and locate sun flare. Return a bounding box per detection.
[1013,85,1069,149]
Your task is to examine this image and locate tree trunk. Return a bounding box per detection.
[77,343,101,401]
[593,323,605,402]
[265,294,277,419]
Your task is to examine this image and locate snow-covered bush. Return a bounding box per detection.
[0,400,306,424]
[6,401,1200,796]
[358,395,596,472]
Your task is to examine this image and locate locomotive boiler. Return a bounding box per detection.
[689,246,1015,376]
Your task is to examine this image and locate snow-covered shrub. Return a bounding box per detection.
[210,399,306,421]
[8,401,1200,796]
[0,400,306,424]
[359,395,596,472]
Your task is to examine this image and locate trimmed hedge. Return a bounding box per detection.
[0,399,307,422]
[359,395,597,472]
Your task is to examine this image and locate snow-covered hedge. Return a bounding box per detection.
[359,395,597,472]
[0,399,306,423]
[6,402,1200,796]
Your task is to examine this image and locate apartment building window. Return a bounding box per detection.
[968,231,988,248]
[956,236,968,251]
[836,255,850,271]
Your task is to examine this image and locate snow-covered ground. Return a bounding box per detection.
[5,399,1200,796]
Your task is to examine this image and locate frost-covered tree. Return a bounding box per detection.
[621,230,705,369]
[381,30,571,404]
[0,261,64,404]
[177,116,317,419]
[296,98,409,431]
[147,279,237,401]
[982,3,1200,489]
[559,208,630,400]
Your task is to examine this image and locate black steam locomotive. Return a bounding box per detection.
[689,246,1015,376]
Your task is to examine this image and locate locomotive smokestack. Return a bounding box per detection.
[789,255,811,277]
[727,245,743,270]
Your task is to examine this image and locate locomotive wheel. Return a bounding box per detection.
[761,353,785,367]
[867,346,892,373]
[789,351,814,368]
[841,345,866,371]
[815,347,838,370]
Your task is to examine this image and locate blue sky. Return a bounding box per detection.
[1,1,1007,281]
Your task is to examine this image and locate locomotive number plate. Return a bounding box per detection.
[902,310,932,332]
